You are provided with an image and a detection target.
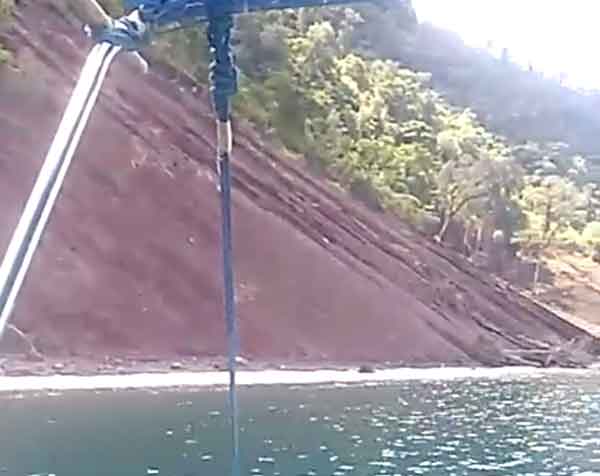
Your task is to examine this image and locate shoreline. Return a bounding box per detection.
[0,366,597,393]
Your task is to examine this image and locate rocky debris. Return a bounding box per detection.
[170,361,184,370]
[500,336,599,368]
[0,325,44,361]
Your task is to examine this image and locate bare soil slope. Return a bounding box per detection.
[531,254,600,338]
[0,2,596,367]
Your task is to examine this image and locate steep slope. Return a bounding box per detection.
[0,1,596,367]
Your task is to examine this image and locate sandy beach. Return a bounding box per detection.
[0,366,597,393]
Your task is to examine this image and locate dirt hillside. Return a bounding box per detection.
[0,1,596,367]
[530,254,600,338]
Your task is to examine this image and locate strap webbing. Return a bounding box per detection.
[218,151,241,476]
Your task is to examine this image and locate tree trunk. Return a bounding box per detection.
[5,324,43,360]
[475,225,483,252]
[533,259,541,295]
[436,214,451,242]
[463,222,472,256]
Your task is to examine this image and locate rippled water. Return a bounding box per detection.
[2,372,600,475]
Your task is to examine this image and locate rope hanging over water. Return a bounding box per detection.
[207,9,241,476]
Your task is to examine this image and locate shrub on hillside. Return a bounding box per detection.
[582,221,600,261]
[0,0,13,64]
[0,0,13,19]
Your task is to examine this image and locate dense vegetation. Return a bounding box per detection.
[143,2,600,267]
[5,0,600,273]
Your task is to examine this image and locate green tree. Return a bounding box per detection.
[0,0,13,64]
[582,221,600,262]
[435,153,521,243]
[433,111,523,245]
[517,176,587,290]
[513,141,594,230]
[0,0,13,18]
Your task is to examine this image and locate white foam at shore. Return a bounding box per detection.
[0,366,596,393]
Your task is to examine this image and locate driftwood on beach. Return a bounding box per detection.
[501,335,598,368]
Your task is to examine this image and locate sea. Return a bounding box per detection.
[1,370,600,476]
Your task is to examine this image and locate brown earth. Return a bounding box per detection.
[0,1,597,370]
[529,253,600,338]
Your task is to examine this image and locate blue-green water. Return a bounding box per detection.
[2,373,600,476]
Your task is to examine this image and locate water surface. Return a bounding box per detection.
[2,372,600,476]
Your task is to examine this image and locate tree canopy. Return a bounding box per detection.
[134,1,600,262]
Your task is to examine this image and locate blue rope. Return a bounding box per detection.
[207,10,241,476]
[218,153,240,476]
[207,12,238,122]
